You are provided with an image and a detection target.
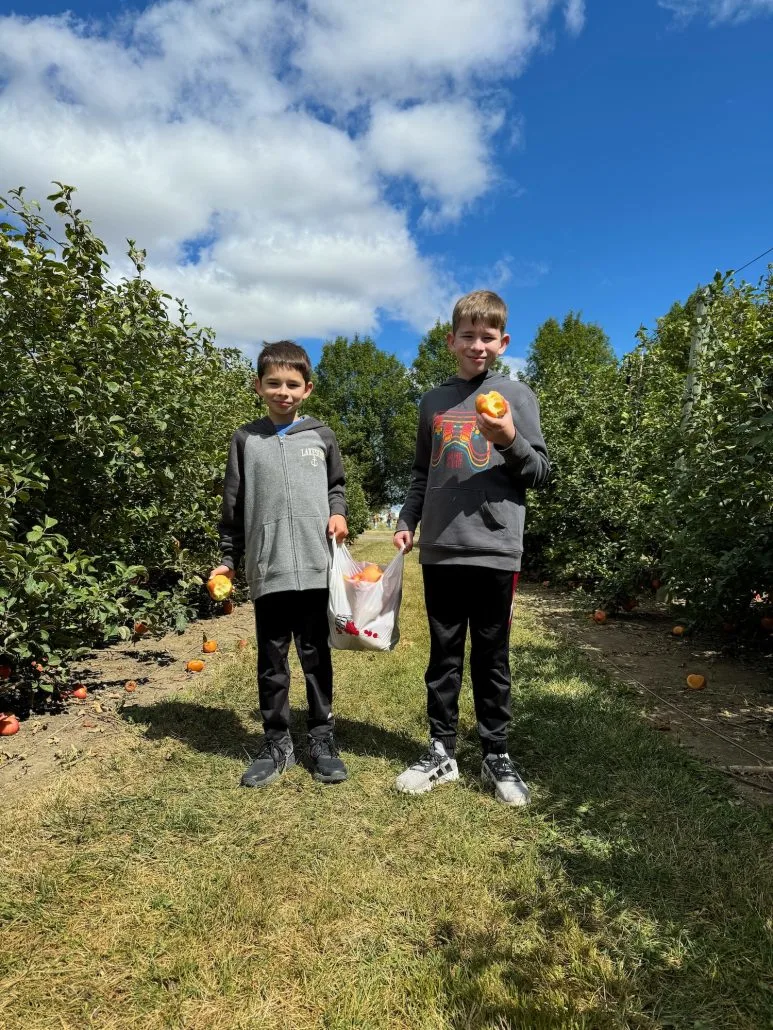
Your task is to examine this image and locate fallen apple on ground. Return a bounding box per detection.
[0,714,20,735]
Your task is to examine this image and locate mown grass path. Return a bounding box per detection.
[1,532,771,1029]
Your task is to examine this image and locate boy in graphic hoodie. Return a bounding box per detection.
[210,341,349,788]
[393,291,550,806]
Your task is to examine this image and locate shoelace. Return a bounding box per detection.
[415,747,447,771]
[256,739,290,768]
[486,755,519,782]
[309,737,339,760]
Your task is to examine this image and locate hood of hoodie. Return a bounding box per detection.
[250,415,326,436]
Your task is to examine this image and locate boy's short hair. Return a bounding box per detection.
[257,340,313,382]
[452,290,508,334]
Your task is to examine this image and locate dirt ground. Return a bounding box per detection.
[0,604,257,799]
[524,583,773,804]
[3,584,772,804]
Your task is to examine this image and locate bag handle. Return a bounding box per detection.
[331,535,405,556]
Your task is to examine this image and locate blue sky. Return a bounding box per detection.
[1,0,772,373]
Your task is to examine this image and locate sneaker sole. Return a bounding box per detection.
[313,769,348,784]
[481,763,531,807]
[396,767,459,795]
[241,752,296,788]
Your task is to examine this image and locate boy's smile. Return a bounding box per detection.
[447,317,509,380]
[255,363,313,423]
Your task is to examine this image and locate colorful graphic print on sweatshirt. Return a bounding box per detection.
[430,409,490,471]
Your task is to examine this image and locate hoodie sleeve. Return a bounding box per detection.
[323,429,347,518]
[217,429,246,570]
[396,397,432,532]
[496,383,551,489]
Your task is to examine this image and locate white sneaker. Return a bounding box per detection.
[396,739,459,794]
[481,753,531,807]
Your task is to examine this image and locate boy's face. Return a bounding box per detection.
[447,317,509,380]
[255,363,313,423]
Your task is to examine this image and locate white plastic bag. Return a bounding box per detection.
[328,539,405,651]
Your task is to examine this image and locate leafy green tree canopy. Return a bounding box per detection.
[306,335,417,508]
[526,312,616,386]
[411,321,457,394]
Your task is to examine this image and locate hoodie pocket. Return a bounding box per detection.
[248,522,280,586]
[421,488,523,554]
[291,516,331,571]
[484,497,524,548]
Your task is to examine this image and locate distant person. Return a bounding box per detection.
[209,341,349,788]
[386,513,392,529]
[393,290,550,806]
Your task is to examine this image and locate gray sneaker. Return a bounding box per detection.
[308,733,348,784]
[241,736,296,788]
[396,739,459,795]
[481,753,531,807]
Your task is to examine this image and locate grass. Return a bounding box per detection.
[1,530,772,1029]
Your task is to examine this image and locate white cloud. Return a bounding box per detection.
[659,0,773,23]
[367,100,502,223]
[500,354,528,378]
[0,0,581,350]
[564,0,586,34]
[482,256,549,290]
[295,0,562,109]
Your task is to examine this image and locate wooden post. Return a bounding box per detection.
[676,288,710,470]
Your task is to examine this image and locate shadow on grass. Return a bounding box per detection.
[435,635,773,1029]
[119,700,420,766]
[117,632,772,1027]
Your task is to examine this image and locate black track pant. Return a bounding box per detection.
[254,589,334,741]
[422,565,519,756]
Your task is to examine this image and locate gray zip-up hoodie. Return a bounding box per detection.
[396,370,550,571]
[218,416,346,599]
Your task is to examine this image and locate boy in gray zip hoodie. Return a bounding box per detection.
[394,291,550,806]
[210,341,349,788]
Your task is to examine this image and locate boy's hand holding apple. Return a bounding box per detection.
[475,391,516,448]
[208,565,236,584]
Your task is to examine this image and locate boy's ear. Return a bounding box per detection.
[303,380,314,399]
[446,331,456,351]
[498,333,510,354]
[254,376,262,396]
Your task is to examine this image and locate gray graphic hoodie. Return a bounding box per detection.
[396,370,550,571]
[218,416,346,599]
